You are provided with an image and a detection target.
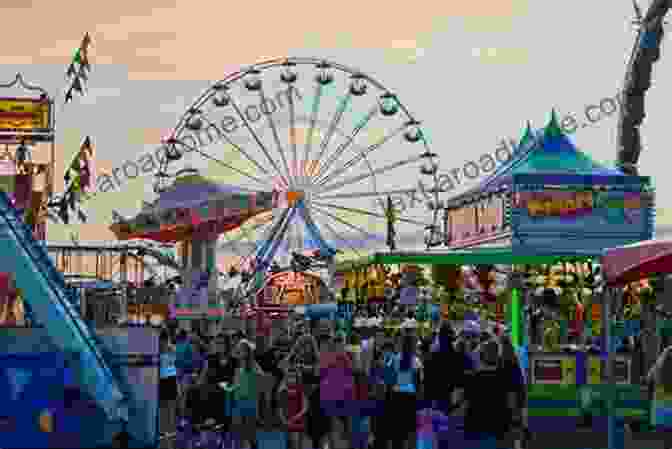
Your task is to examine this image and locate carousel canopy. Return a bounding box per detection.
[110,174,275,243]
[446,110,628,207]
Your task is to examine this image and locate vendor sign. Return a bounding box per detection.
[0,97,52,141]
[512,174,653,252]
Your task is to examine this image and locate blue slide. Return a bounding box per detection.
[0,191,126,422]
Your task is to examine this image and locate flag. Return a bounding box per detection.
[78,65,88,82]
[71,76,83,94]
[80,52,90,72]
[81,32,91,52]
[66,63,77,78]
[79,33,91,71]
[63,137,95,193]
[64,33,92,104]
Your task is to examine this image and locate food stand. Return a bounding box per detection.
[372,112,654,435]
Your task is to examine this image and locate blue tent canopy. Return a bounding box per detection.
[447,111,626,206]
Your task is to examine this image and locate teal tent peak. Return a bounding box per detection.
[544,109,564,139]
[521,121,533,144]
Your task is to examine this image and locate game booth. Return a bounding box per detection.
[368,112,654,442]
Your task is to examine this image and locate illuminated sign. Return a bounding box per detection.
[513,186,649,251]
[0,97,52,140]
[448,194,505,244]
[516,190,641,219]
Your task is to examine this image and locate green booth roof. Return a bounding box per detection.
[372,248,602,265]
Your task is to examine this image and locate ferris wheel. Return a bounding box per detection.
[152,57,440,295]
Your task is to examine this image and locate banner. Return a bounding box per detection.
[0,97,52,137]
[514,189,645,232]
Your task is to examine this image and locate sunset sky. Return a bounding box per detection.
[3,0,672,274]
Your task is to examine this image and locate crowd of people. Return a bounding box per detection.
[155,311,531,449]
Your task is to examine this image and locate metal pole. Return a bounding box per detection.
[603,286,622,449]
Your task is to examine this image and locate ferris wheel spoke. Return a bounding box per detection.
[184,119,274,187]
[312,201,432,228]
[317,154,423,195]
[258,88,292,187]
[288,85,299,181]
[311,105,378,183]
[230,98,289,188]
[316,187,418,200]
[303,83,324,186]
[311,205,383,248]
[316,123,408,187]
[309,90,353,180]
[188,144,271,188]
[311,209,364,259]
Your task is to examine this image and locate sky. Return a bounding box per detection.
[3,0,672,275]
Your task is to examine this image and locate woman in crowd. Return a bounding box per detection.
[318,326,355,447]
[279,334,324,449]
[374,331,421,449]
[230,338,265,449]
[158,331,179,449]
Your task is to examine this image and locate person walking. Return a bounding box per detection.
[229,339,265,449]
[281,334,327,449]
[174,330,196,417]
[159,331,179,449]
[389,332,422,449]
[318,326,355,447]
[371,333,395,449]
[458,338,518,449]
[192,333,235,427]
[425,322,466,417]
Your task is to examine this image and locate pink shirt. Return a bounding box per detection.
[320,350,354,401]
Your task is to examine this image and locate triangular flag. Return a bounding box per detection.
[81,32,91,51]
[80,53,90,72]
[58,201,69,224]
[71,76,83,94]
[78,65,88,81]
[64,87,74,104]
[66,63,77,78]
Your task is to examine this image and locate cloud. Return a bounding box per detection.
[78,87,123,105]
